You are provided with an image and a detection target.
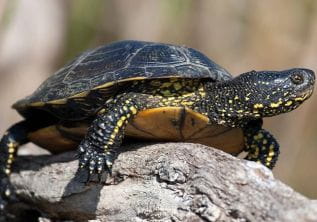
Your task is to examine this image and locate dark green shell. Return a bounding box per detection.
[14,40,232,108]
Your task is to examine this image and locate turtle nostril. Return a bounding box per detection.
[290,73,304,85]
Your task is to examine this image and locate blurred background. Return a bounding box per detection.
[0,0,316,198]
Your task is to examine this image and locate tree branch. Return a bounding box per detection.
[7,143,317,222]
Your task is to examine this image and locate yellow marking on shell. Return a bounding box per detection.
[237,110,243,113]
[7,159,13,164]
[229,100,233,104]
[173,82,182,91]
[161,90,172,96]
[170,78,178,82]
[270,101,282,108]
[245,97,250,101]
[253,104,264,109]
[69,91,89,99]
[47,99,68,105]
[285,101,293,106]
[234,96,239,100]
[5,169,10,175]
[8,148,15,154]
[161,82,172,88]
[266,95,270,100]
[263,139,268,145]
[98,109,106,114]
[150,80,161,86]
[29,102,46,107]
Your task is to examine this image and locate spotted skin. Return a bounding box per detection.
[243,120,279,169]
[78,94,139,176]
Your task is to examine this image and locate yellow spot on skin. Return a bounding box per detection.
[268,150,275,157]
[5,189,11,197]
[245,97,250,101]
[266,157,272,162]
[130,106,137,114]
[263,139,268,144]
[229,100,233,104]
[270,101,282,108]
[285,101,293,106]
[237,110,243,113]
[114,127,119,134]
[117,119,124,127]
[294,97,305,101]
[8,148,15,154]
[234,96,239,100]
[5,169,10,175]
[253,104,264,109]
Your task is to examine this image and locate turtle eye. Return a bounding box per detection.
[290,73,304,85]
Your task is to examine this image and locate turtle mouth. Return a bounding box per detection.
[290,86,314,102]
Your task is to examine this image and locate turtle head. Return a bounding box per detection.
[207,68,315,127]
[238,68,315,117]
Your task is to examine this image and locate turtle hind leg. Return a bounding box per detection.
[0,121,30,212]
[243,120,280,169]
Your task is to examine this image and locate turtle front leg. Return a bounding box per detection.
[243,120,280,169]
[77,94,139,181]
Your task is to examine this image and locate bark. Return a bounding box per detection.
[6,143,317,222]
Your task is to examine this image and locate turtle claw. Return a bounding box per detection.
[77,147,115,183]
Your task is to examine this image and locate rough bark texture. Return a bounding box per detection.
[6,143,317,222]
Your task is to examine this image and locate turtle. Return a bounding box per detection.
[0,40,315,211]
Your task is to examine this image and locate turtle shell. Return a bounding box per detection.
[13,40,232,109]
